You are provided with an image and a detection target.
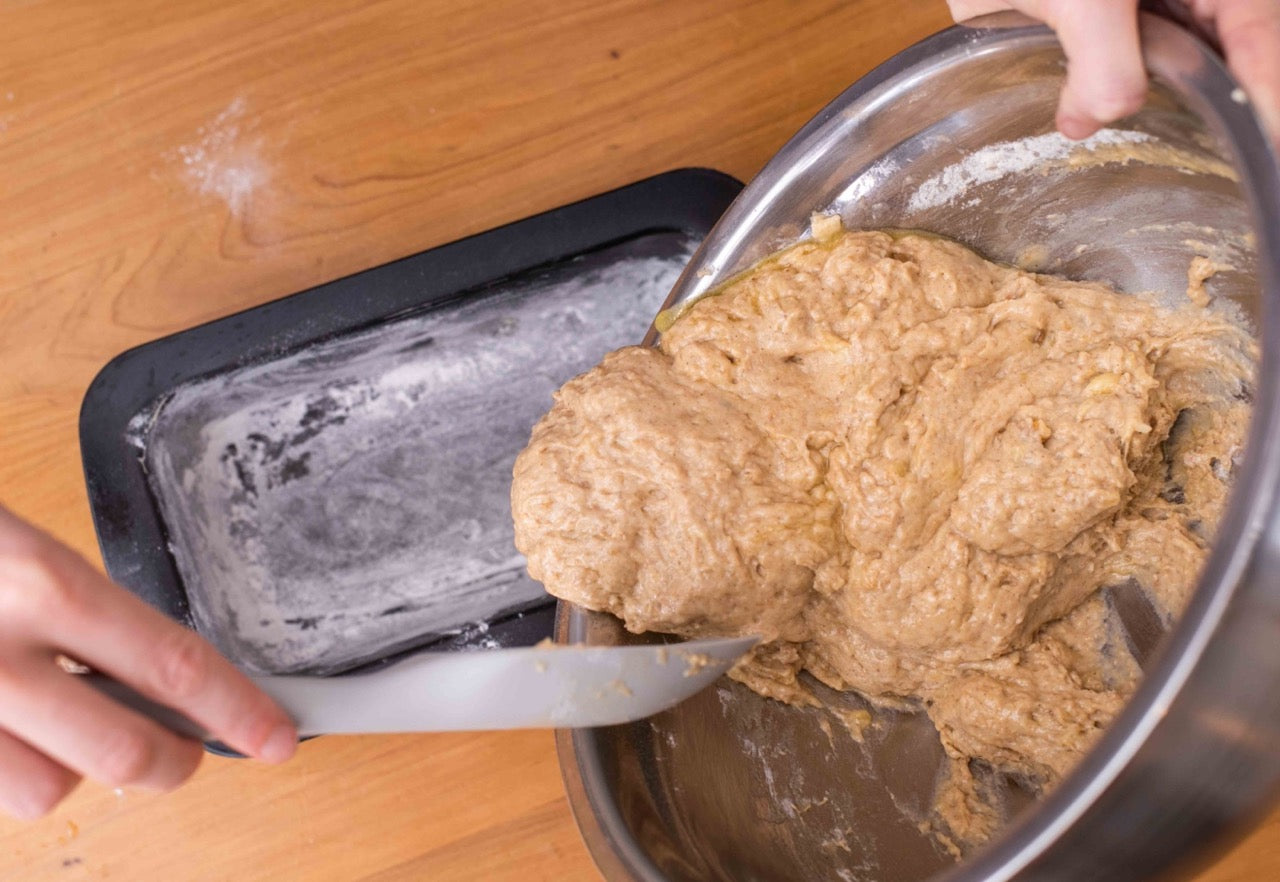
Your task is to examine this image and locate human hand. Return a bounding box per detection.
[0,505,297,819]
[948,0,1280,146]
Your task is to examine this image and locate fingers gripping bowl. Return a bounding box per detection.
[534,14,1280,882]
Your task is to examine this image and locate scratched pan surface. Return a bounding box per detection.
[558,14,1280,882]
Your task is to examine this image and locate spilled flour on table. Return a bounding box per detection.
[175,95,268,216]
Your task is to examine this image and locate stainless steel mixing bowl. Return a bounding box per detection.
[556,12,1280,881]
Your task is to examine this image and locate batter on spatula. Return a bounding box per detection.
[511,223,1254,850]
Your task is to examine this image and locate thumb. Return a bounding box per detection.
[1044,0,1148,138]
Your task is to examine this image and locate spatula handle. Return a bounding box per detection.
[80,672,211,741]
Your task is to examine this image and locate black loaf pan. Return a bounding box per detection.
[79,168,742,699]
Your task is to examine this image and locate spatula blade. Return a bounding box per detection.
[254,636,758,735]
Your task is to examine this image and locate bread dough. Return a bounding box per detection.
[1187,254,1218,307]
[512,229,1254,848]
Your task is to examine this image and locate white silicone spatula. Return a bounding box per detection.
[82,636,758,739]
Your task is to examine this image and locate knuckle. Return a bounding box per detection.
[150,629,209,700]
[92,726,153,787]
[0,545,83,623]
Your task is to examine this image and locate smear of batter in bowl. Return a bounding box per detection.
[511,223,1254,850]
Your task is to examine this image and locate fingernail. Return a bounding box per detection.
[1056,113,1096,141]
[259,723,298,764]
[8,789,53,821]
[9,800,43,821]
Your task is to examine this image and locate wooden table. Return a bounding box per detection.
[1,1,1278,879]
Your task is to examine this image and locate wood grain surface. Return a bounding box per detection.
[1,1,1277,879]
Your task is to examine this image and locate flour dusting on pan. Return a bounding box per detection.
[141,235,694,674]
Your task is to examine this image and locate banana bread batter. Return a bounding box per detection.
[511,227,1254,848]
